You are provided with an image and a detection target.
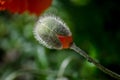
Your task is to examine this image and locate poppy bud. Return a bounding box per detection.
[33,15,73,49]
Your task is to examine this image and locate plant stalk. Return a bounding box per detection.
[70,43,120,80]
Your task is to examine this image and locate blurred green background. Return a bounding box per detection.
[0,0,120,80]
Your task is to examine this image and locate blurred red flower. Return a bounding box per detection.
[0,0,52,15]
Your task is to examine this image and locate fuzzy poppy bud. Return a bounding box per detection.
[33,15,73,49]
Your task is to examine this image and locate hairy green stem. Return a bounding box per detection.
[70,43,120,80]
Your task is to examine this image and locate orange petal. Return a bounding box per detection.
[1,0,52,16]
[28,0,52,15]
[58,35,73,49]
[0,0,7,10]
[7,0,28,14]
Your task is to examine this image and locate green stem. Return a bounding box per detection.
[57,57,73,78]
[70,43,120,80]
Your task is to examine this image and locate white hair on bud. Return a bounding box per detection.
[33,23,51,48]
[33,14,72,49]
[38,15,71,36]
